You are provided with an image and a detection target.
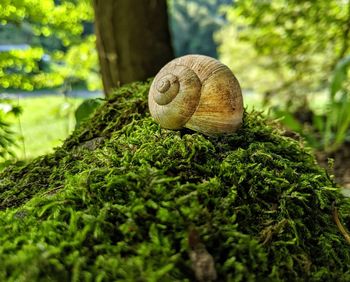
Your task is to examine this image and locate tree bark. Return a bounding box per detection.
[93,0,174,96]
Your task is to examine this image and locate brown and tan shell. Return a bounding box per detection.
[148,54,243,135]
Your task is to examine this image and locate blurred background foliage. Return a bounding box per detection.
[0,0,100,164]
[217,0,350,107]
[0,0,350,182]
[0,0,100,91]
[168,0,232,58]
[217,0,350,153]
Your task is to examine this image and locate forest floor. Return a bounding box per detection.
[317,143,350,189]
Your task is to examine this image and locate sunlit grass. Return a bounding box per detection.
[8,96,83,160]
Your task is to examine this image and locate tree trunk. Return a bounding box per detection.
[93,0,174,96]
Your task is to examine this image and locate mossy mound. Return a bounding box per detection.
[1,81,350,281]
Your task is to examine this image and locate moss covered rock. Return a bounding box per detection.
[0,81,350,281]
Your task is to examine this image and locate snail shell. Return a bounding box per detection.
[148,54,243,135]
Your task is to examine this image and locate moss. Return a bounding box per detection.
[0,81,350,281]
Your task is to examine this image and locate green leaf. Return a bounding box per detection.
[274,110,302,132]
[330,56,350,99]
[74,98,103,129]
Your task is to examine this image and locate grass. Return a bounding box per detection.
[8,95,84,159]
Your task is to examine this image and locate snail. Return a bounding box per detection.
[148,54,244,135]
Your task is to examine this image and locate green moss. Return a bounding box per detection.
[0,81,350,281]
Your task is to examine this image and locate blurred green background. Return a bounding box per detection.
[0,0,349,186]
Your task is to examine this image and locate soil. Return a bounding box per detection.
[317,142,350,189]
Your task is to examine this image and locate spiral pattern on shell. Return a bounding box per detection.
[148,54,244,135]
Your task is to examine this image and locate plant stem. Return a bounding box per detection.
[16,95,26,159]
[332,201,350,244]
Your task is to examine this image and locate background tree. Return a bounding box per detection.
[92,0,174,95]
